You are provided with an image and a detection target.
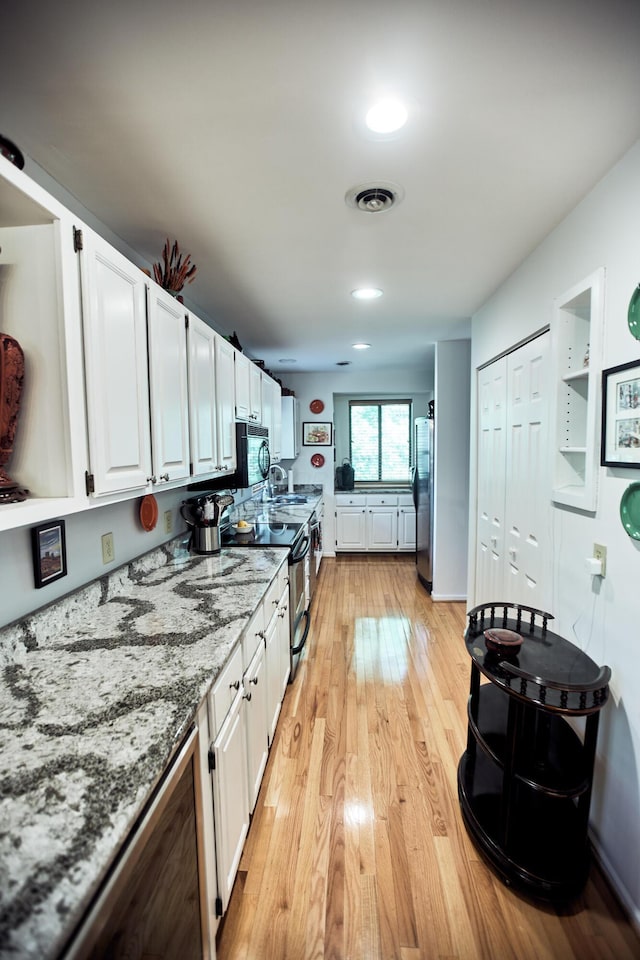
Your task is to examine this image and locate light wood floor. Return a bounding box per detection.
[216,555,640,960]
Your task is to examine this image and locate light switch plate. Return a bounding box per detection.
[102,532,115,564]
[593,543,607,578]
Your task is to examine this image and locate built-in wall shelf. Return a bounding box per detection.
[551,268,605,512]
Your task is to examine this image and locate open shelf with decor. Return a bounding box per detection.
[551,268,605,512]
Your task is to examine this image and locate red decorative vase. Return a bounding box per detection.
[0,332,28,502]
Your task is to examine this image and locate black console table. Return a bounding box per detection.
[458,602,611,901]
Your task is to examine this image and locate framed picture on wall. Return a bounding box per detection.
[302,422,332,446]
[31,519,67,588]
[601,360,640,468]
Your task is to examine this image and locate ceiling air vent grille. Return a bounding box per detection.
[345,180,404,213]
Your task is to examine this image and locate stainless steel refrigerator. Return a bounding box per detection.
[413,416,434,592]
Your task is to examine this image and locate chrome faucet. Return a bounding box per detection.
[268,463,287,497]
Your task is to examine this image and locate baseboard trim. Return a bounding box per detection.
[431,593,467,602]
[590,831,640,936]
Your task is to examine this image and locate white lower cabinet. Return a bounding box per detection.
[209,686,250,917]
[207,561,290,921]
[335,505,367,549]
[398,505,416,549]
[366,505,397,549]
[244,639,269,812]
[335,494,415,552]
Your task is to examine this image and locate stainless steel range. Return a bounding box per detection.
[221,520,311,680]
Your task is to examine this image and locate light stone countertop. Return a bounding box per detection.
[0,538,289,960]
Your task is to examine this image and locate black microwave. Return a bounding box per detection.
[233,423,270,488]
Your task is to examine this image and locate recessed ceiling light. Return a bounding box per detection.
[278,358,296,363]
[365,99,408,134]
[351,287,383,300]
[352,342,371,350]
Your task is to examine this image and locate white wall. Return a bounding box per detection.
[469,139,640,923]
[433,340,471,600]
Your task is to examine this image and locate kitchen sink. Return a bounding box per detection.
[268,494,308,504]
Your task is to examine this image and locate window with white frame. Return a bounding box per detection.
[349,400,412,483]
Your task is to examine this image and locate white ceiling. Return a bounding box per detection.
[2,0,640,374]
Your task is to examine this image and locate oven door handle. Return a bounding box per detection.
[289,535,310,564]
[291,608,310,655]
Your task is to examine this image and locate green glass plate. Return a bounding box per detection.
[620,481,640,540]
[628,284,640,341]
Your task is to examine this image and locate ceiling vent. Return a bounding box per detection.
[345,180,404,213]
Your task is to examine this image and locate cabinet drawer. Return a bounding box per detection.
[242,605,265,667]
[210,642,243,738]
[366,494,398,506]
[263,575,281,624]
[335,494,364,506]
[397,494,414,506]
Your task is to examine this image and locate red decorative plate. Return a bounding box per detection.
[311,453,325,468]
[309,398,324,414]
[140,494,159,531]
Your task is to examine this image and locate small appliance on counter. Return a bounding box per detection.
[181,494,234,554]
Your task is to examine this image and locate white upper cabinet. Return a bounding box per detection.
[79,227,152,496]
[249,362,262,423]
[215,334,238,474]
[234,350,262,422]
[280,396,300,459]
[261,374,282,462]
[147,287,190,483]
[187,313,218,477]
[234,351,251,420]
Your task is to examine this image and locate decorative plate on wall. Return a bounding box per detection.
[140,494,159,532]
[628,284,640,341]
[311,453,325,468]
[620,481,640,540]
[309,398,324,414]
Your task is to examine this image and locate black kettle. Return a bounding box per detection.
[337,459,354,491]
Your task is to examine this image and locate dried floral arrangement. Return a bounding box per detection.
[153,239,197,292]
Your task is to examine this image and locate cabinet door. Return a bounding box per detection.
[475,358,508,602]
[398,506,416,549]
[280,396,299,459]
[187,314,218,477]
[335,507,366,549]
[215,334,237,474]
[147,287,190,482]
[80,229,152,495]
[264,610,282,744]
[277,584,290,698]
[211,693,250,915]
[244,641,268,812]
[262,375,282,462]
[367,507,398,550]
[234,350,251,420]
[504,335,550,608]
[249,362,262,423]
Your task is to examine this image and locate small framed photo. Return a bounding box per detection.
[31,519,67,588]
[601,360,640,468]
[302,421,333,446]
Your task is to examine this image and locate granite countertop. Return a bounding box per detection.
[0,538,289,960]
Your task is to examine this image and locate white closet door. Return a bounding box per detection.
[504,333,550,609]
[476,357,508,602]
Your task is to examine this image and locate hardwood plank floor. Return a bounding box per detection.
[216,556,640,960]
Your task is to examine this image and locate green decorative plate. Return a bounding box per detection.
[620,481,640,540]
[628,284,640,341]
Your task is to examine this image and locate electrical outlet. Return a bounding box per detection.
[102,532,115,565]
[593,543,607,578]
[164,510,173,534]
